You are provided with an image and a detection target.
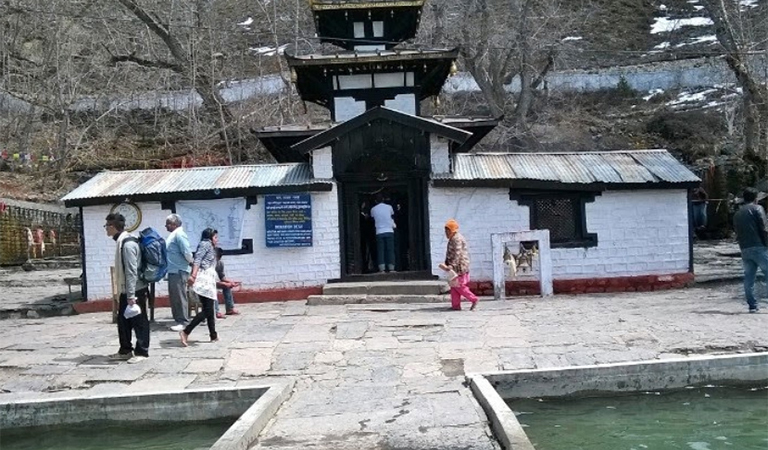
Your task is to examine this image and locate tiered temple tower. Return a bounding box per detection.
[256,0,497,278]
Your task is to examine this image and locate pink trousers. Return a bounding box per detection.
[451,273,478,310]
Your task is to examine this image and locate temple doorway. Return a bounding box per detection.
[339,169,429,278]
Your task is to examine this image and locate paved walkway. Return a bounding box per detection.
[1,281,766,449]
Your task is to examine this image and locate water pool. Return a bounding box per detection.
[0,417,236,450]
[509,385,768,450]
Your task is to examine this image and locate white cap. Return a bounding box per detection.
[124,304,141,319]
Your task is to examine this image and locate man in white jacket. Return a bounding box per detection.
[105,213,150,363]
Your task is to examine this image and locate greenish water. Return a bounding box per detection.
[0,417,236,450]
[509,386,768,450]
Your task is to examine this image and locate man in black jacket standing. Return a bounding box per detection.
[733,188,766,313]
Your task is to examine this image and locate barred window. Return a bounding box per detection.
[511,191,598,248]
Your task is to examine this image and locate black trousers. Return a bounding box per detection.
[117,288,150,357]
[184,295,217,340]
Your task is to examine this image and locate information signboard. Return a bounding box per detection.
[265,194,312,247]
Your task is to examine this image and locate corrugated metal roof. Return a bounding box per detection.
[439,150,700,185]
[62,163,324,203]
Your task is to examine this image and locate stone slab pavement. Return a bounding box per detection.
[0,281,766,449]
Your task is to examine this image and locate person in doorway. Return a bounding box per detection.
[733,188,766,313]
[692,186,708,232]
[165,214,193,331]
[213,247,241,318]
[370,193,396,272]
[181,228,220,346]
[439,219,478,311]
[105,213,150,362]
[360,200,376,273]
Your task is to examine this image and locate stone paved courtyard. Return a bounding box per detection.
[1,279,766,449]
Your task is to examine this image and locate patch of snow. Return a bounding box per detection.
[660,4,667,10]
[643,89,665,101]
[249,44,289,56]
[740,0,759,8]
[654,42,671,50]
[562,36,583,41]
[693,5,704,10]
[675,35,718,47]
[667,88,719,106]
[651,17,714,34]
[238,17,254,27]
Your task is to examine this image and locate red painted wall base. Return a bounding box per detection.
[73,286,323,315]
[467,272,695,296]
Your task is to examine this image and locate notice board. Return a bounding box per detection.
[265,194,313,247]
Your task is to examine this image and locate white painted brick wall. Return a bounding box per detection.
[428,187,690,280]
[312,147,333,179]
[430,136,450,174]
[82,187,341,300]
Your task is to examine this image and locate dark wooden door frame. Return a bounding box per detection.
[338,176,430,278]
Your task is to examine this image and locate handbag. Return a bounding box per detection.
[192,265,218,299]
[445,269,460,288]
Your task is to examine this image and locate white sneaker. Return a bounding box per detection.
[170,324,185,331]
[127,355,148,364]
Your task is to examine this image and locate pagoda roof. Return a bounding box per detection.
[253,114,500,162]
[291,106,471,154]
[309,0,425,11]
[286,49,458,108]
[286,48,457,66]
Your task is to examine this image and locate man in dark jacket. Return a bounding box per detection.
[733,188,766,313]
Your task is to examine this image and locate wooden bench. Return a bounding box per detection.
[63,277,81,300]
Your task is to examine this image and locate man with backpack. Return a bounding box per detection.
[164,214,192,331]
[105,213,150,363]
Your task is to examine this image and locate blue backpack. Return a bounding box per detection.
[138,227,168,283]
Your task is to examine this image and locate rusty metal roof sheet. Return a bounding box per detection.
[62,163,327,204]
[438,150,700,186]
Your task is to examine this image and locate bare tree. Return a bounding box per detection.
[443,0,586,132]
[701,0,768,176]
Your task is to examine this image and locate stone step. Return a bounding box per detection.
[322,280,449,296]
[307,294,450,306]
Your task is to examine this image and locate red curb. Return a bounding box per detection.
[73,286,324,314]
[466,272,694,297]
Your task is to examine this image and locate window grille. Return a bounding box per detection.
[511,191,598,249]
[533,198,577,243]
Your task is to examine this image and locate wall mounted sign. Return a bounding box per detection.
[265,194,312,248]
[176,198,246,250]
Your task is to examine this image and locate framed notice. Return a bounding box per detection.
[265,194,313,248]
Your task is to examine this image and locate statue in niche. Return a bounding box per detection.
[503,241,539,277]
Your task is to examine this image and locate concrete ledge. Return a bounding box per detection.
[469,353,768,450]
[468,375,535,450]
[211,381,294,450]
[485,352,768,399]
[0,381,294,450]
